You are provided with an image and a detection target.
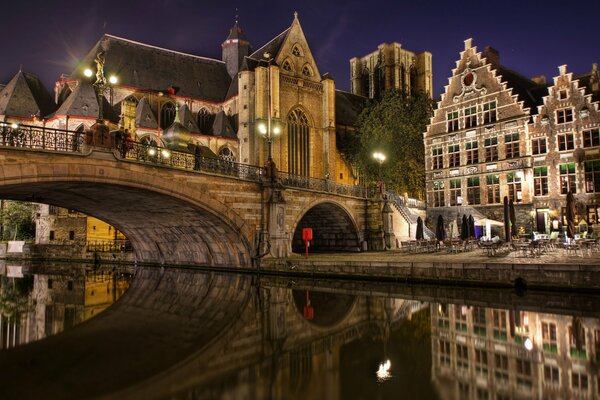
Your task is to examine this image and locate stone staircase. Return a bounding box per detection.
[386,190,433,239]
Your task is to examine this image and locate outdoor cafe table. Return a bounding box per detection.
[512,241,531,257]
[480,240,500,256]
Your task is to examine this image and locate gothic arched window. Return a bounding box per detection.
[302,64,313,77]
[219,147,236,162]
[287,109,310,176]
[160,102,175,129]
[282,59,293,72]
[292,45,302,57]
[197,108,213,133]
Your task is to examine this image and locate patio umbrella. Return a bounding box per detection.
[509,199,517,237]
[503,196,511,242]
[416,216,424,240]
[436,215,446,241]
[566,191,575,240]
[461,214,469,240]
[468,214,476,238]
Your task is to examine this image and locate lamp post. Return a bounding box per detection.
[257,52,281,182]
[83,52,118,124]
[456,195,463,238]
[373,152,386,193]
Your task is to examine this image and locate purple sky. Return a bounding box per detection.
[2,0,598,97]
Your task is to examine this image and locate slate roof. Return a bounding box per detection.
[76,35,232,103]
[225,21,248,42]
[335,90,367,127]
[52,81,119,123]
[135,96,158,129]
[494,65,547,115]
[225,74,239,99]
[179,104,200,133]
[575,72,600,103]
[0,71,56,118]
[250,27,291,60]
[212,110,236,138]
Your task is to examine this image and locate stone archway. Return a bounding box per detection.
[292,202,360,253]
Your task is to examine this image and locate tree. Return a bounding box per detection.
[339,90,433,199]
[0,201,36,241]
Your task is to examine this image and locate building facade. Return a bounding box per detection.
[350,42,432,98]
[424,39,600,235]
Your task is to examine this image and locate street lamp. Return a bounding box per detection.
[257,52,282,182]
[373,151,386,191]
[84,52,118,124]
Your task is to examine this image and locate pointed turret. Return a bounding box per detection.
[162,104,192,151]
[0,71,56,119]
[222,18,252,78]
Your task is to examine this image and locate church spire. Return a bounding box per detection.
[222,17,252,78]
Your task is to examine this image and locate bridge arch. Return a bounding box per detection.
[291,200,361,253]
[0,154,256,267]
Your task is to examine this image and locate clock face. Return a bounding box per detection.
[463,72,474,86]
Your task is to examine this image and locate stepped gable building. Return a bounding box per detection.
[424,38,600,235]
[0,13,364,186]
[350,42,432,98]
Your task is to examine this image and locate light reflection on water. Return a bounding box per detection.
[0,263,132,349]
[0,262,599,400]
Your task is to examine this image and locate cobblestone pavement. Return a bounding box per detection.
[290,247,600,265]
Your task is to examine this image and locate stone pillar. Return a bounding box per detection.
[84,122,115,149]
[382,200,397,250]
[366,199,385,251]
[260,174,289,259]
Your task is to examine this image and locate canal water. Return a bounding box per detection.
[0,261,599,400]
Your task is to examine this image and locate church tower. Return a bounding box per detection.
[222,19,252,78]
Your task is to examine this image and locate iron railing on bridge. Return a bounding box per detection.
[277,171,366,198]
[0,122,83,152]
[86,240,132,253]
[124,141,264,182]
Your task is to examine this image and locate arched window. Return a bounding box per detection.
[302,64,313,77]
[219,147,236,162]
[288,109,310,176]
[197,108,213,133]
[160,102,175,129]
[282,59,293,72]
[292,45,302,57]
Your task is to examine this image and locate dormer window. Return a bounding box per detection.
[292,45,302,57]
[302,64,313,77]
[282,60,293,72]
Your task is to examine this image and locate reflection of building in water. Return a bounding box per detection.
[0,269,131,349]
[431,303,600,399]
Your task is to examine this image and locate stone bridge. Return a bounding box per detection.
[0,123,425,267]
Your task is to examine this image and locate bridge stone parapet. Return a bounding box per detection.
[0,132,392,266]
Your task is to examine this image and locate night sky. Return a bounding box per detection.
[2,0,599,98]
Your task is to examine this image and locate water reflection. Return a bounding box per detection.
[431,303,600,399]
[1,264,600,400]
[0,264,131,349]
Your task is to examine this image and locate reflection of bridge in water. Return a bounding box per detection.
[2,264,600,399]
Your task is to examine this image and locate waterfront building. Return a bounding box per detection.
[424,39,600,235]
[430,303,600,399]
[350,42,432,98]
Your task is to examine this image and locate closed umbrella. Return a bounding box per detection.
[566,191,575,241]
[436,215,446,241]
[503,196,511,242]
[509,199,517,238]
[468,214,475,238]
[416,216,424,240]
[461,214,469,240]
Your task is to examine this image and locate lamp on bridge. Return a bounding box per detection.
[83,52,118,124]
[372,151,386,192]
[256,52,282,182]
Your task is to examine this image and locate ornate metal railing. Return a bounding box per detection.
[86,239,132,253]
[123,141,264,182]
[278,171,366,198]
[0,123,83,152]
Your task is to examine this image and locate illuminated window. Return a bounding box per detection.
[433,181,445,207]
[560,163,576,194]
[484,137,498,161]
[505,132,520,159]
[532,137,547,155]
[466,141,479,165]
[432,147,443,169]
[583,128,600,147]
[483,101,496,124]
[467,177,480,205]
[507,172,522,202]
[448,144,460,167]
[464,105,477,128]
[447,111,459,132]
[534,167,548,196]
[486,175,500,204]
[558,132,574,151]
[450,179,462,206]
[556,108,573,124]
